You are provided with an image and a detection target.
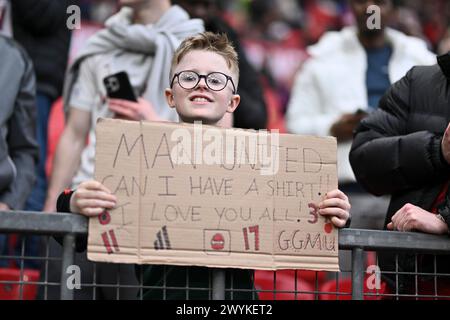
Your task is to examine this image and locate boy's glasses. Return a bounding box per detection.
[171,70,236,94]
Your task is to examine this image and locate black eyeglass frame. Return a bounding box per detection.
[170,70,237,94]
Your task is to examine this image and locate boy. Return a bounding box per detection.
[57,32,351,299]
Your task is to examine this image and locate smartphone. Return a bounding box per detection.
[103,71,137,102]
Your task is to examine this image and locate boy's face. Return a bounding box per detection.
[165,50,240,126]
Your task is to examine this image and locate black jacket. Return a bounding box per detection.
[11,0,72,101]
[0,35,38,209]
[349,56,450,292]
[205,18,267,130]
[350,61,450,225]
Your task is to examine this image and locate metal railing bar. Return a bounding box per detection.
[0,211,87,235]
[339,229,450,253]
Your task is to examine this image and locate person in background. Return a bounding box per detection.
[174,0,267,130]
[0,35,39,267]
[11,0,72,214]
[44,0,203,215]
[350,52,450,297]
[285,0,435,231]
[41,0,204,299]
[1,0,73,271]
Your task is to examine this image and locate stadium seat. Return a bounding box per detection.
[254,270,325,300]
[0,268,40,300]
[319,276,390,300]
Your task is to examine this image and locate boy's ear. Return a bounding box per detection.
[226,94,240,113]
[165,88,176,108]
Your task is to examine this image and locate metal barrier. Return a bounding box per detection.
[1,210,450,300]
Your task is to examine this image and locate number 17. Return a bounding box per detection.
[243,225,260,251]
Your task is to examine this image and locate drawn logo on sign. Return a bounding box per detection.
[102,229,120,254]
[204,230,231,255]
[211,233,225,250]
[154,225,171,250]
[98,211,111,225]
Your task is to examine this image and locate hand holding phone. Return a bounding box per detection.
[108,98,158,121]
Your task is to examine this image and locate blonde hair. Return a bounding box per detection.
[170,32,240,87]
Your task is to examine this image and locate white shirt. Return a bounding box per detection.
[286,27,436,183]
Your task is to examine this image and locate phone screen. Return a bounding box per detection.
[103,71,138,102]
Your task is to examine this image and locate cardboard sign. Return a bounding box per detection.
[88,118,339,271]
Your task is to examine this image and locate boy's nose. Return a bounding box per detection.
[196,77,208,89]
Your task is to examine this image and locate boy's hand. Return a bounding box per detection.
[108,98,160,121]
[387,203,449,234]
[70,180,117,217]
[318,189,351,228]
[0,202,10,211]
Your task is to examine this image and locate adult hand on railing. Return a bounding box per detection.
[317,189,351,228]
[442,122,450,165]
[69,180,117,217]
[0,202,10,211]
[387,203,449,234]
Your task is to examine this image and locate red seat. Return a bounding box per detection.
[0,268,40,300]
[254,270,325,300]
[319,276,390,300]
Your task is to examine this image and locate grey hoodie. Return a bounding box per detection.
[63,5,204,121]
[0,35,38,209]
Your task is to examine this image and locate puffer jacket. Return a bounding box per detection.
[0,35,38,209]
[349,55,450,292]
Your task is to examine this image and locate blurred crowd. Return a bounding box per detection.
[0,0,450,299]
[78,0,450,114]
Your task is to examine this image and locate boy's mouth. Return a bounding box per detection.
[189,94,213,103]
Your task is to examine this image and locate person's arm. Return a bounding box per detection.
[0,48,39,210]
[285,60,340,136]
[45,55,101,212]
[11,0,71,36]
[350,67,450,196]
[108,98,162,121]
[43,108,91,212]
